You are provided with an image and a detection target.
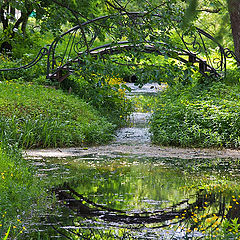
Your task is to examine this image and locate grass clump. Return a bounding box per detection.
[150,81,240,148]
[0,80,115,148]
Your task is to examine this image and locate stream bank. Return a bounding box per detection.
[25,144,240,160]
[25,82,240,160]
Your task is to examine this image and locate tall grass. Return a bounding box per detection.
[0,139,46,238]
[0,81,115,148]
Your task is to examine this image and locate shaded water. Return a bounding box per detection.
[24,83,240,239]
[25,154,240,239]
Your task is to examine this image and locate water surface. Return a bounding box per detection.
[24,154,240,239]
[24,83,240,239]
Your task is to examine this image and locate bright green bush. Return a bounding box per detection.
[0,81,115,148]
[0,54,47,82]
[150,82,240,148]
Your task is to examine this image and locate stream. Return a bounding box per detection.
[24,83,240,239]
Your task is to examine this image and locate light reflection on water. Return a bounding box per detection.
[24,154,240,239]
[23,82,240,239]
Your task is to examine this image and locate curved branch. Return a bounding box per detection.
[51,0,90,53]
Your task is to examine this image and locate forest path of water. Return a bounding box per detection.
[25,82,240,160]
[23,83,240,240]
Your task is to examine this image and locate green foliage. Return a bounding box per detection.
[216,218,240,239]
[62,72,133,127]
[0,81,115,148]
[183,0,199,26]
[0,140,45,237]
[150,81,240,148]
[223,68,240,85]
[131,94,160,113]
[204,218,240,239]
[0,55,47,81]
[0,30,50,80]
[186,0,232,47]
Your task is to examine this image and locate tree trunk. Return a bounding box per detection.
[21,17,29,36]
[0,7,8,30]
[228,0,240,61]
[13,12,29,36]
[10,6,15,21]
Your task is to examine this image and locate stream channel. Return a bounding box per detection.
[24,83,240,239]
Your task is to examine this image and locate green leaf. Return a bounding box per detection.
[121,84,132,92]
[3,225,11,240]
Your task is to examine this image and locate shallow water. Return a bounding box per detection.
[24,83,240,239]
[25,154,240,239]
[115,112,152,144]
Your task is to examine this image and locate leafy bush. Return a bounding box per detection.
[150,82,240,148]
[0,81,115,148]
[0,53,47,82]
[61,72,133,127]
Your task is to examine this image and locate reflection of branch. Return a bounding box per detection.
[54,186,221,225]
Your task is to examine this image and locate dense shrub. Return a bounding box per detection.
[150,82,240,148]
[0,54,47,82]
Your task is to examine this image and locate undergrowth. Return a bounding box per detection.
[0,80,115,148]
[150,81,240,148]
[61,73,133,127]
[0,140,47,238]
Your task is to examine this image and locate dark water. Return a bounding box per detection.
[24,154,240,239]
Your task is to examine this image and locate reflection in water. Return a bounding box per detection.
[24,83,240,239]
[25,155,240,239]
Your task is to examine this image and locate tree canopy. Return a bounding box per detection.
[0,0,238,60]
